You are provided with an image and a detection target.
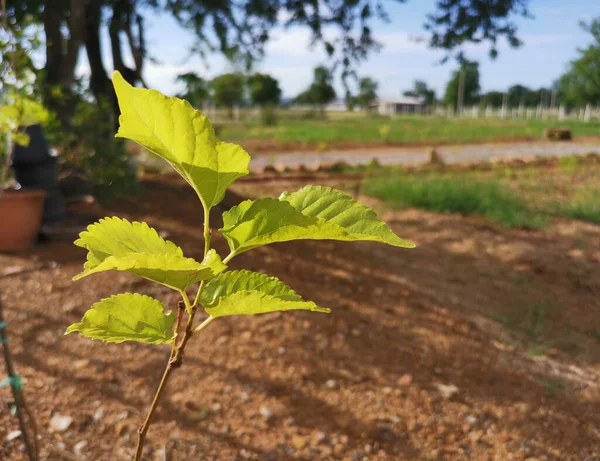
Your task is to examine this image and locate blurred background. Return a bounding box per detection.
[1,0,600,460]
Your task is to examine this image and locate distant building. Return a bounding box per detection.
[324,99,350,112]
[374,98,426,115]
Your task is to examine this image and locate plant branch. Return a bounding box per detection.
[135,289,213,460]
[134,353,173,461]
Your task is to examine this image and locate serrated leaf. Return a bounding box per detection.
[74,217,225,290]
[220,185,414,255]
[74,250,226,291]
[65,294,175,344]
[280,186,414,247]
[75,216,181,267]
[112,71,249,208]
[200,270,330,317]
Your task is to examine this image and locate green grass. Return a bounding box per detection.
[362,156,600,228]
[362,173,546,229]
[219,114,600,146]
[556,191,600,224]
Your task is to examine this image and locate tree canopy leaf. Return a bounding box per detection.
[74,217,225,290]
[200,270,329,317]
[112,71,250,208]
[65,294,176,344]
[220,185,414,255]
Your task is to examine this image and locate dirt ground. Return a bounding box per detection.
[1,172,600,461]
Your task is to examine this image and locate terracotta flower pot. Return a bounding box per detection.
[0,189,47,252]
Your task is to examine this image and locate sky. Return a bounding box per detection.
[77,0,600,100]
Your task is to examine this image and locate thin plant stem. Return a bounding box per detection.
[202,203,211,256]
[0,297,39,461]
[133,356,173,461]
[135,287,212,459]
[135,198,215,460]
[193,280,206,307]
[179,290,193,314]
[192,315,214,335]
[222,252,235,265]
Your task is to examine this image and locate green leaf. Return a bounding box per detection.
[65,294,176,344]
[220,185,414,255]
[74,217,225,290]
[112,71,250,208]
[280,185,414,247]
[200,270,330,317]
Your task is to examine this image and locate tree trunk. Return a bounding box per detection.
[42,0,86,131]
[43,0,63,88]
[85,0,111,101]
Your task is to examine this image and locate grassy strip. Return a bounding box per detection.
[361,156,600,228]
[556,192,600,224]
[362,173,546,229]
[220,115,600,146]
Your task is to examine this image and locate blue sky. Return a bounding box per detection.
[78,0,600,99]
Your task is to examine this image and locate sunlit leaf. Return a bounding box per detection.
[74,250,226,291]
[220,185,414,255]
[280,185,414,247]
[74,217,225,290]
[65,294,175,344]
[112,71,250,208]
[200,270,330,317]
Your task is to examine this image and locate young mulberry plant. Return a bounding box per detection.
[66,71,415,460]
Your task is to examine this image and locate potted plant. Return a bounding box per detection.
[0,98,49,251]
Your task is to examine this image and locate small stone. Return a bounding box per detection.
[239,392,250,402]
[3,266,24,276]
[93,406,105,422]
[466,415,478,426]
[364,444,373,454]
[73,359,90,369]
[6,430,21,441]
[73,440,87,454]
[56,442,66,451]
[211,403,222,412]
[397,374,413,387]
[340,434,349,445]
[259,406,273,421]
[277,347,286,354]
[314,431,330,445]
[50,414,73,432]
[435,383,459,399]
[325,379,338,389]
[291,435,308,450]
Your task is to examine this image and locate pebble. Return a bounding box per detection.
[313,431,331,445]
[325,379,338,389]
[73,359,90,369]
[466,415,478,425]
[73,440,87,454]
[6,430,21,441]
[49,414,73,432]
[435,383,459,399]
[93,406,105,422]
[397,374,413,387]
[259,406,273,421]
[56,442,66,451]
[291,435,308,450]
